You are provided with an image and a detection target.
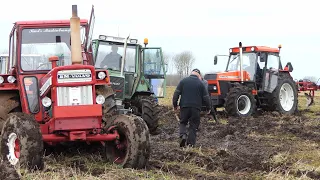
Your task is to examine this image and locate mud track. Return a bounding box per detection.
[2,106,319,179]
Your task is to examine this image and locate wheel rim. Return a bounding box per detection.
[111,129,128,164]
[6,133,20,165]
[236,95,251,115]
[279,83,294,111]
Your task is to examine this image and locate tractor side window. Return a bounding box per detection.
[266,54,280,70]
[143,48,164,75]
[23,76,39,113]
[95,42,136,72]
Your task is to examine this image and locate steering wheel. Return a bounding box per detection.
[36,62,51,70]
[22,56,33,69]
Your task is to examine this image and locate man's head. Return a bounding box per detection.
[111,45,118,54]
[191,68,202,80]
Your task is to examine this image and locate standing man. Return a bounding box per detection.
[172,69,211,147]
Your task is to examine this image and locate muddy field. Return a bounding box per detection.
[1,88,320,179]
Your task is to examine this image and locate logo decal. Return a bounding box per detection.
[58,74,92,79]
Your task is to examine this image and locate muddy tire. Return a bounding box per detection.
[0,92,21,131]
[264,73,298,115]
[131,95,160,135]
[0,112,44,170]
[96,85,117,118]
[104,114,150,169]
[225,85,256,117]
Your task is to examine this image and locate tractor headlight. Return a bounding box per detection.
[213,85,217,90]
[7,76,16,83]
[0,76,4,84]
[98,72,106,80]
[42,97,52,107]
[251,47,255,51]
[96,95,105,104]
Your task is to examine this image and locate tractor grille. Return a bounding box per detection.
[56,69,93,106]
[109,76,125,99]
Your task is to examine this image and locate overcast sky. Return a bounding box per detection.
[0,0,319,80]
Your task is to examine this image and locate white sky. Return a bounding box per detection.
[0,0,319,80]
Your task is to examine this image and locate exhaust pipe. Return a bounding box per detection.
[70,5,82,65]
[239,42,243,82]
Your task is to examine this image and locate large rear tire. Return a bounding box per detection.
[264,73,298,114]
[104,114,150,169]
[0,112,44,170]
[0,92,21,131]
[131,95,161,135]
[225,85,256,117]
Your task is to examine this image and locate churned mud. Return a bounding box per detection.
[1,105,319,179]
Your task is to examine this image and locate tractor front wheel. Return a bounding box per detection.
[225,85,256,117]
[104,114,150,169]
[0,112,44,170]
[131,95,161,135]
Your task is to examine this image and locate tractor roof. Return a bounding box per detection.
[15,19,88,26]
[230,46,280,53]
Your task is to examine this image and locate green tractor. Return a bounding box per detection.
[92,35,167,134]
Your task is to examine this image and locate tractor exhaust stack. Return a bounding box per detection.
[239,42,244,82]
[70,5,82,65]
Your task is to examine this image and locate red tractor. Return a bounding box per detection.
[0,5,150,171]
[296,78,320,107]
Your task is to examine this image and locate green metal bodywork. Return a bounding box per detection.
[92,38,167,100]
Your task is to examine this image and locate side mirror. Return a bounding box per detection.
[214,55,218,65]
[165,63,168,73]
[285,62,293,72]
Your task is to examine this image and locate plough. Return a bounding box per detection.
[296,78,320,107]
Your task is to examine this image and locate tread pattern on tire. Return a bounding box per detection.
[0,112,44,170]
[224,85,256,117]
[263,72,298,114]
[134,95,161,134]
[104,114,150,169]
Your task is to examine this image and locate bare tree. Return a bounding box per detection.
[303,76,319,83]
[162,51,174,74]
[173,51,195,78]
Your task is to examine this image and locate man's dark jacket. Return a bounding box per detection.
[172,75,211,110]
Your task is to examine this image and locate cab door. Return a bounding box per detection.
[262,53,280,93]
[142,47,167,98]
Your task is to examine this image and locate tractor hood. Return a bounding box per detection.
[204,71,251,82]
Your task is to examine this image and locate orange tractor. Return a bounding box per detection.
[204,42,298,117]
[0,5,150,171]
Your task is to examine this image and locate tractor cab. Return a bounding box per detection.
[92,35,167,101]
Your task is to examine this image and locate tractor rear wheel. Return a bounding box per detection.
[264,73,298,114]
[225,85,256,117]
[0,92,21,131]
[132,95,161,135]
[0,112,44,170]
[104,114,150,169]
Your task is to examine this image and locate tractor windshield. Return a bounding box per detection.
[94,42,136,72]
[20,27,86,71]
[227,52,257,80]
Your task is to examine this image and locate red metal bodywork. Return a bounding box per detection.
[0,18,118,144]
[296,79,320,97]
[230,46,280,53]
